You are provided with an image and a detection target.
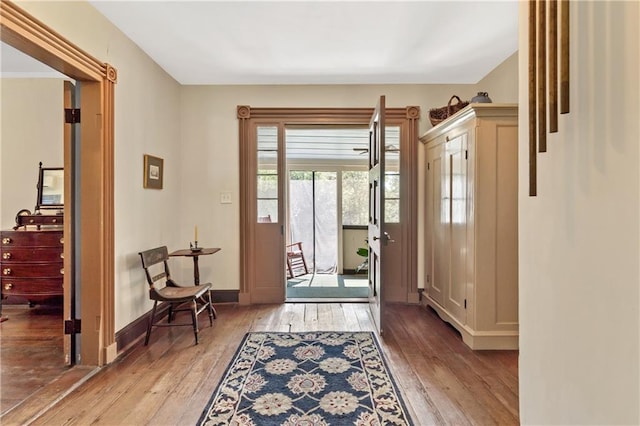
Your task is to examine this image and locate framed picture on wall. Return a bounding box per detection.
[143,154,164,189]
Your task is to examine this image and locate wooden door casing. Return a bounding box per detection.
[238,106,419,307]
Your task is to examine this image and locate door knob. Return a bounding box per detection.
[372,232,395,245]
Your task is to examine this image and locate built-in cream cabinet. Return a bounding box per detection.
[421,104,518,349]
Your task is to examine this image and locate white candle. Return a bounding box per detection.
[195,225,198,241]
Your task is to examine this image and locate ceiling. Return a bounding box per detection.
[1,1,519,85]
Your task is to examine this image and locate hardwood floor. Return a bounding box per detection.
[0,304,67,414]
[1,303,519,425]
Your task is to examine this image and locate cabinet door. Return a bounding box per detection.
[445,132,468,323]
[426,141,447,307]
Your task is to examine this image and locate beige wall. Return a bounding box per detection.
[0,79,65,229]
[518,1,639,424]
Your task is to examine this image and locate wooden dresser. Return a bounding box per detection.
[1,228,64,305]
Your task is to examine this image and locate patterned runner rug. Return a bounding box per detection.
[198,331,413,425]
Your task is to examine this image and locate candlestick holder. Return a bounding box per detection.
[190,241,202,252]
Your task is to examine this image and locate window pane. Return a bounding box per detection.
[385,126,400,223]
[342,171,368,226]
[385,173,400,199]
[257,174,278,199]
[257,200,278,221]
[257,126,278,222]
[385,199,400,223]
[385,126,400,171]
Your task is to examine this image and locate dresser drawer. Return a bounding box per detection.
[1,277,63,297]
[1,262,64,278]
[1,247,64,262]
[1,230,63,248]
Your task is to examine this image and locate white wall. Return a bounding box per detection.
[15,1,184,331]
[518,2,640,424]
[0,79,64,229]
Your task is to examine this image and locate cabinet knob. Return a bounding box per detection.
[2,252,11,260]
[60,252,64,259]
[2,237,11,245]
[59,237,64,245]
[60,268,64,275]
[29,219,35,223]
[4,283,13,290]
[52,218,57,223]
[2,268,12,276]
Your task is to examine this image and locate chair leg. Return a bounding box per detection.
[191,300,199,345]
[168,303,174,323]
[206,289,215,324]
[145,301,158,345]
[287,257,294,279]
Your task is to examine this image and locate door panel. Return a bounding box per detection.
[368,96,385,334]
[446,133,467,322]
[427,142,447,307]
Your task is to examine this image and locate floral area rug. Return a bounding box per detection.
[197,331,413,425]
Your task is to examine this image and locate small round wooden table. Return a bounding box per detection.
[168,247,221,285]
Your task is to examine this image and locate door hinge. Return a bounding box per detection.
[64,319,81,334]
[465,150,468,160]
[427,162,430,171]
[464,299,467,309]
[64,108,81,124]
[426,274,430,283]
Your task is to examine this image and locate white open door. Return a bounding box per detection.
[368,96,388,334]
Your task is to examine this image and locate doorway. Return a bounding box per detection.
[285,126,371,301]
[239,106,420,305]
[286,168,369,301]
[1,1,118,370]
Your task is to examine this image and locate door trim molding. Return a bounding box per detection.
[237,106,419,305]
[1,1,117,365]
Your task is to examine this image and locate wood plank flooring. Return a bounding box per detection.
[1,303,519,425]
[0,304,68,415]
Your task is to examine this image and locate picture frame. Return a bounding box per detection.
[143,154,164,189]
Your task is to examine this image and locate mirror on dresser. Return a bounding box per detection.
[13,162,64,230]
[36,163,64,211]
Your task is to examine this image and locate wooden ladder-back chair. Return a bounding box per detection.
[286,241,309,278]
[138,246,215,345]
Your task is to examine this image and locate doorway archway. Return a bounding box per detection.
[1,1,116,365]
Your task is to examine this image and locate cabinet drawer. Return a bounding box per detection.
[1,278,63,297]
[1,262,64,278]
[1,247,64,262]
[1,231,63,248]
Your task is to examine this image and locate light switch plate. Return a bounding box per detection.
[220,192,232,204]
